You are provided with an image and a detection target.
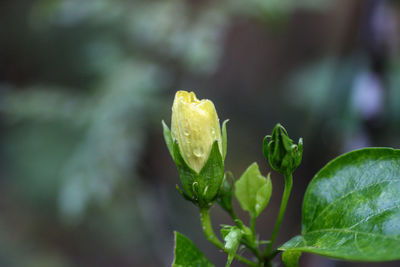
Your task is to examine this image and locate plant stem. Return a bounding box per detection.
[264,173,293,258]
[250,214,262,262]
[200,208,223,248]
[199,208,259,267]
[228,208,240,223]
[250,214,256,238]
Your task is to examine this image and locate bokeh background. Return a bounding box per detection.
[1,0,400,266]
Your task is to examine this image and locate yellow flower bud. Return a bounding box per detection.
[171,90,222,173]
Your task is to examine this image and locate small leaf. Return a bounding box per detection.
[280,148,400,261]
[232,219,253,242]
[220,225,231,239]
[172,231,214,267]
[282,250,301,267]
[221,226,242,267]
[222,119,229,160]
[235,162,272,217]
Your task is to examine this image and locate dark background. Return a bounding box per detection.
[0,0,400,266]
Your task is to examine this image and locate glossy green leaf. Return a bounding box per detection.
[280,148,400,261]
[172,231,214,267]
[235,162,272,217]
[221,226,242,267]
[282,250,301,267]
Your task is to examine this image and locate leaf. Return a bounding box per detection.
[282,250,301,267]
[221,226,243,267]
[235,162,272,217]
[280,148,400,261]
[172,231,214,267]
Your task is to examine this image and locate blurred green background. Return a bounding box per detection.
[1,0,400,266]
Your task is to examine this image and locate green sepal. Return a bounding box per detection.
[176,185,196,204]
[173,140,224,208]
[222,119,229,161]
[172,231,214,267]
[162,120,175,160]
[234,162,272,217]
[282,250,301,267]
[173,141,197,201]
[199,141,225,206]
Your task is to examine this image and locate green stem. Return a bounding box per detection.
[250,214,262,262]
[250,215,256,238]
[264,173,293,258]
[228,208,240,223]
[199,208,259,267]
[200,208,223,248]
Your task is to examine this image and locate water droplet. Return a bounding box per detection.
[211,127,216,136]
[193,147,204,157]
[183,128,190,136]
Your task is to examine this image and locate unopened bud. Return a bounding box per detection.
[171,91,222,173]
[263,124,303,175]
[163,90,226,207]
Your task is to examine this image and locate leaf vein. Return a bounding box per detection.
[348,203,400,229]
[354,233,364,254]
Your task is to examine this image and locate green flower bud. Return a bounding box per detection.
[171,90,222,173]
[217,173,234,214]
[263,124,303,175]
[163,90,227,208]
